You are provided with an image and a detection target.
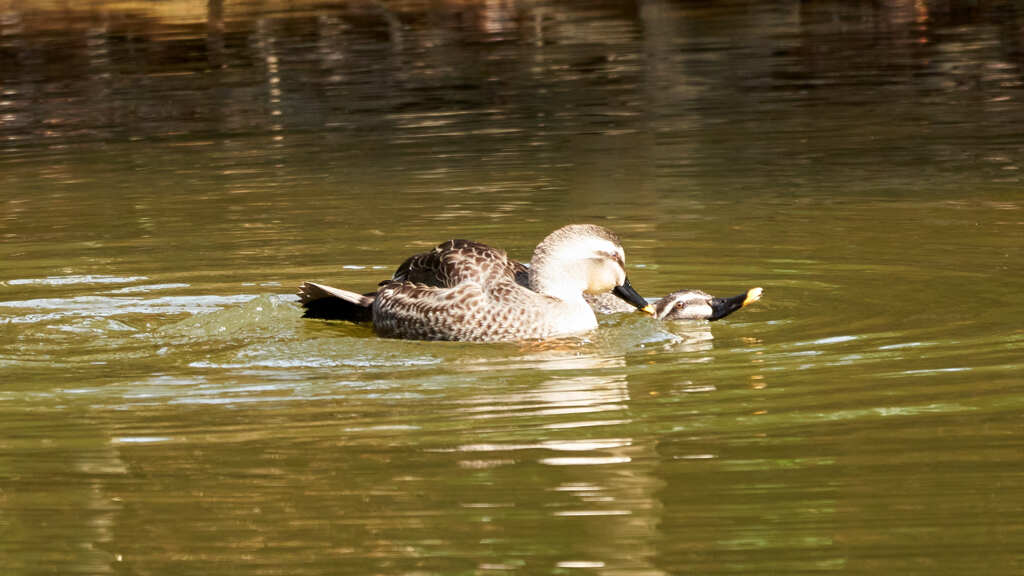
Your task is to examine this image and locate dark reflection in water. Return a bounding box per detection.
[2,0,1023,188]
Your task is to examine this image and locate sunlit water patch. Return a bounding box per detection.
[4,275,150,286]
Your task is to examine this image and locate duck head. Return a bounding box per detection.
[530,224,655,315]
[655,287,763,321]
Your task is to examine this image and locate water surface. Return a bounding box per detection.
[1,1,1022,574]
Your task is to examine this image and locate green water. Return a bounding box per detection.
[1,1,1022,574]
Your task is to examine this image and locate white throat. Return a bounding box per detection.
[528,258,597,334]
[528,256,587,302]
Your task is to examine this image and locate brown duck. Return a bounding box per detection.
[298,224,654,342]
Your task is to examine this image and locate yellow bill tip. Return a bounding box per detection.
[743,287,764,307]
[640,304,656,316]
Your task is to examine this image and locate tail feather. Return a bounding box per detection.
[298,282,375,322]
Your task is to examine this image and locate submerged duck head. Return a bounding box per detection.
[529,224,654,315]
[655,287,763,321]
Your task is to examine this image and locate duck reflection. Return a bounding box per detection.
[454,353,631,420]
[446,351,668,574]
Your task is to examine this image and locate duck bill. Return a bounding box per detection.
[708,287,763,321]
[612,278,656,316]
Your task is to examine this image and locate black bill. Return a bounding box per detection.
[708,287,763,321]
[612,277,656,316]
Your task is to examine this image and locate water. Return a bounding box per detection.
[1,1,1022,574]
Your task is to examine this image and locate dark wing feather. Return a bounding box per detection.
[297,282,375,322]
[390,250,445,286]
[390,239,519,288]
[302,294,375,322]
[513,260,530,288]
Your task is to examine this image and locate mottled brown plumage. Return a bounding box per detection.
[298,224,652,342]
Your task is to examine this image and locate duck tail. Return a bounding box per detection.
[297,282,375,322]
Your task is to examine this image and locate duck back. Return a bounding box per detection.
[391,239,521,287]
[372,240,590,341]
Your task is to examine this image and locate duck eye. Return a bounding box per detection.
[596,250,624,268]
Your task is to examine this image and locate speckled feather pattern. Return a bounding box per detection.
[299,225,638,342]
[390,240,521,288]
[371,238,588,342]
[584,291,650,315]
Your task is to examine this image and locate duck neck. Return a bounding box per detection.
[529,258,592,310]
[530,262,597,335]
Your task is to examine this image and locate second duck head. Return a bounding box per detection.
[655,287,763,321]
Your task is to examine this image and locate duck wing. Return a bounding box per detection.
[513,260,530,288]
[391,239,520,288]
[373,279,554,341]
[302,239,536,337]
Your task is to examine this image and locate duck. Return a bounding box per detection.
[586,286,763,321]
[298,224,655,342]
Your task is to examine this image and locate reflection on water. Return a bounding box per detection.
[442,353,666,574]
[2,1,1023,574]
[2,0,1023,187]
